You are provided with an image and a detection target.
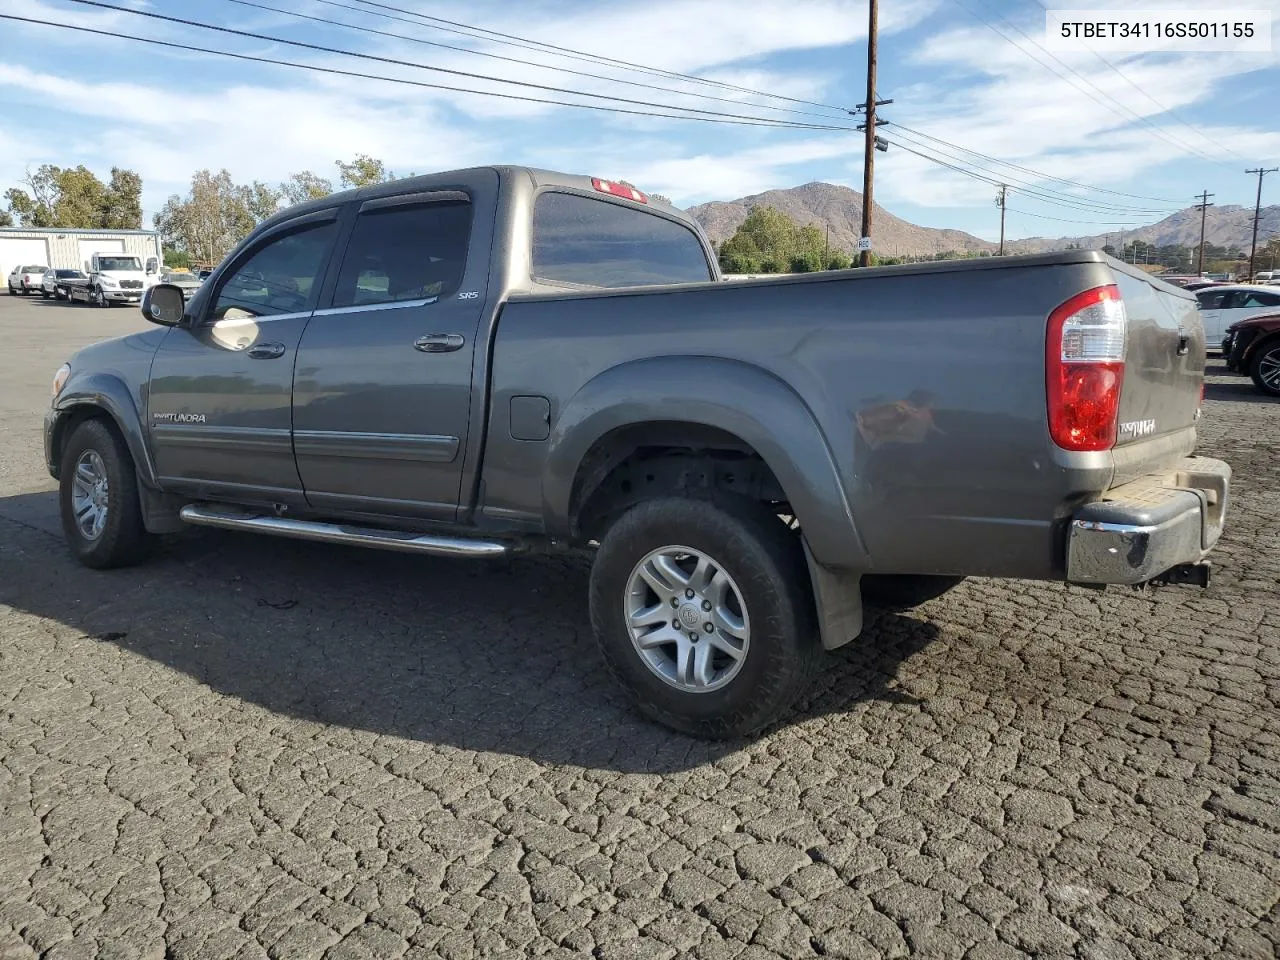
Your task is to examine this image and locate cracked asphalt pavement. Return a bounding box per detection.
[0,292,1277,959]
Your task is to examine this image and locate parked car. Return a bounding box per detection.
[158,270,203,300]
[1222,312,1280,395]
[7,264,49,295]
[1182,280,1226,291]
[43,269,89,299]
[43,165,1230,738]
[1194,284,1280,349]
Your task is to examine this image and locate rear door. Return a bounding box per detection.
[291,181,492,521]
[147,209,341,505]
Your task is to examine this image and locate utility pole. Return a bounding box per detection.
[1246,167,1278,281]
[859,0,878,268]
[1194,190,1214,276]
[995,184,1007,256]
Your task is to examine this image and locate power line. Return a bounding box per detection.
[346,0,850,113]
[945,0,1234,169]
[1026,0,1249,164]
[223,0,847,122]
[888,123,1185,205]
[1004,208,1152,226]
[0,15,861,131]
[65,0,857,129]
[884,126,1180,214]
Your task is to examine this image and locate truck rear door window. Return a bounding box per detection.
[532,192,712,288]
[332,199,473,308]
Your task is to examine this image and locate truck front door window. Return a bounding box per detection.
[532,192,712,288]
[210,223,337,321]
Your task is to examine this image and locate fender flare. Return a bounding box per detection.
[51,372,158,488]
[541,356,868,569]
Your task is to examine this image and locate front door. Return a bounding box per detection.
[147,210,341,505]
[292,189,487,521]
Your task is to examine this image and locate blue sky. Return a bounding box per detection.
[2,0,1278,242]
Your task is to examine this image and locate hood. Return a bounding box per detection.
[1227,311,1280,332]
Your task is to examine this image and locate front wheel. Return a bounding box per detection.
[91,286,107,308]
[589,496,820,739]
[1250,339,1280,397]
[59,419,153,569]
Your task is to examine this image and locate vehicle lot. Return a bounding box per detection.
[0,291,1276,959]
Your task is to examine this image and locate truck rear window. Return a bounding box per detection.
[532,192,712,288]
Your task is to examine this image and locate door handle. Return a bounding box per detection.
[246,341,286,359]
[414,333,465,353]
[1177,333,1190,356]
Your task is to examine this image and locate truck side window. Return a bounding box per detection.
[210,222,337,321]
[532,192,713,288]
[331,200,473,308]
[212,222,337,323]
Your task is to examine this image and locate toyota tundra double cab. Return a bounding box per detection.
[45,165,1231,738]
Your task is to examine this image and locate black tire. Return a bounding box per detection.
[59,419,153,569]
[860,574,964,611]
[589,495,820,739]
[41,289,50,299]
[1249,338,1280,397]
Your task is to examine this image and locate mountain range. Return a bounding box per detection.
[685,182,1280,261]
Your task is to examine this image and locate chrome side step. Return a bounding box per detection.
[178,504,511,558]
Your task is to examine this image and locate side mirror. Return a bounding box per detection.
[142,284,187,327]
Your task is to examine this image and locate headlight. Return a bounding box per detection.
[100,278,119,288]
[52,363,71,398]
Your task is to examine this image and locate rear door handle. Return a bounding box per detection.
[414,333,465,353]
[246,341,286,359]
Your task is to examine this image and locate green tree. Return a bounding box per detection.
[155,169,281,265]
[280,170,333,205]
[0,208,11,228]
[102,167,143,229]
[825,251,852,270]
[335,154,396,188]
[3,164,144,228]
[163,248,191,268]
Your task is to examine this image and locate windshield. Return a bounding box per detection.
[55,269,84,278]
[22,265,48,272]
[163,272,198,282]
[97,256,141,271]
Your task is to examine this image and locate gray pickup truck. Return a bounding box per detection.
[45,165,1231,738]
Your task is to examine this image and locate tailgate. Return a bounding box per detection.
[1110,269,1202,479]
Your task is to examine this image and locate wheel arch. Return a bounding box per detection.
[51,374,157,487]
[542,356,867,570]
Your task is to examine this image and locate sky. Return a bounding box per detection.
[1,0,1278,243]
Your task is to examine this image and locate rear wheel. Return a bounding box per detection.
[59,419,153,569]
[589,495,820,739]
[1250,339,1280,397]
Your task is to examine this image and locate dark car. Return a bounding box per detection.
[1222,312,1280,396]
[48,269,89,300]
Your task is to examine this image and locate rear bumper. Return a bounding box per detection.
[1066,456,1230,585]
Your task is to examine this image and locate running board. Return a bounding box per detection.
[178,504,512,558]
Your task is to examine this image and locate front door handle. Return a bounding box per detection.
[1177,333,1190,356]
[414,333,465,353]
[246,341,286,360]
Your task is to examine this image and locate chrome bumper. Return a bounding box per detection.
[1067,456,1230,586]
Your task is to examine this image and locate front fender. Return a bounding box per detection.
[541,356,868,569]
[50,372,157,487]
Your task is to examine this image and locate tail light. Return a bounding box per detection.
[591,178,647,203]
[1047,284,1126,452]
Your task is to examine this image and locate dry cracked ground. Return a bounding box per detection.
[0,293,1276,960]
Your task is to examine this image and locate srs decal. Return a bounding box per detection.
[152,413,207,424]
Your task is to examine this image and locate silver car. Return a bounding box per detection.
[158,270,203,301]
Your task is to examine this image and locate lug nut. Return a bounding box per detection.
[702,600,712,611]
[685,589,695,599]
[672,620,680,629]
[671,598,679,608]
[704,622,714,633]
[689,632,698,642]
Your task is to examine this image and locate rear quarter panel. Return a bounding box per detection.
[483,255,1138,579]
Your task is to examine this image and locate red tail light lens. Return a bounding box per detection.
[591,178,648,203]
[1047,284,1126,452]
